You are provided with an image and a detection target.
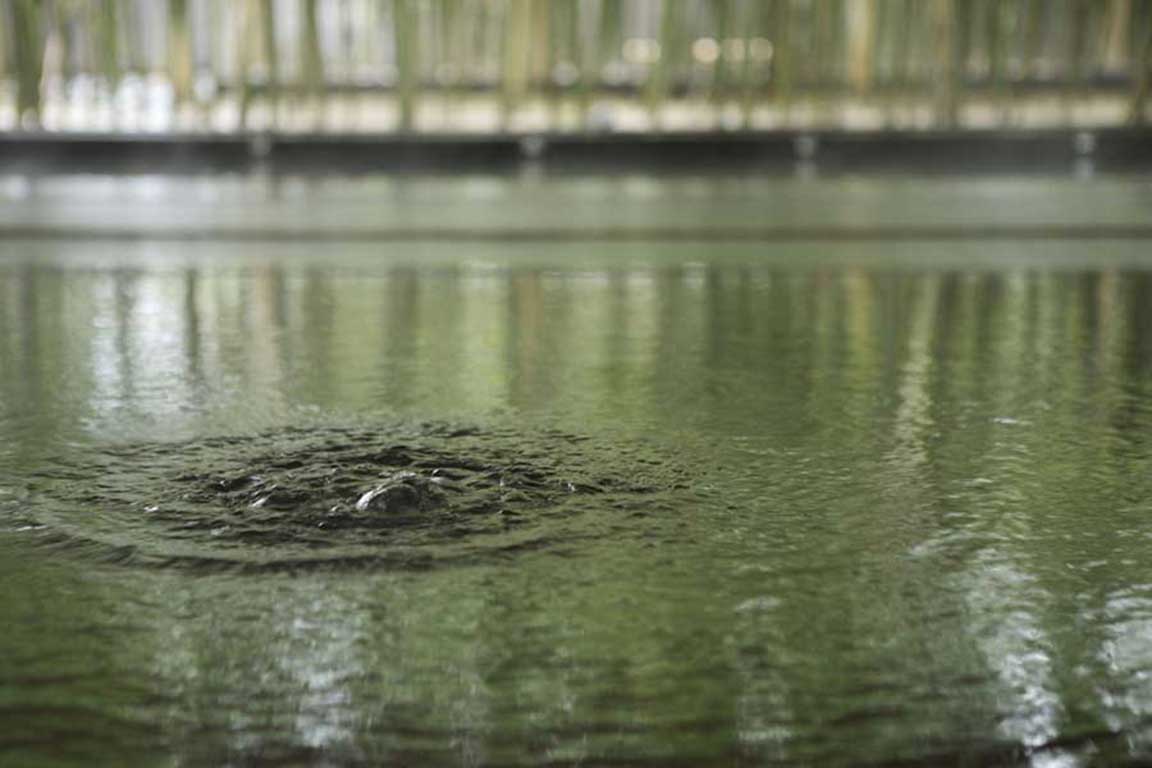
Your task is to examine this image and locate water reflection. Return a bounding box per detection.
[2,244,1152,763]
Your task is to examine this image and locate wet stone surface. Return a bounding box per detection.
[19,423,691,572]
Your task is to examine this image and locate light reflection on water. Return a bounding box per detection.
[2,182,1152,764]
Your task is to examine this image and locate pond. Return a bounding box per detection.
[1,173,1152,766]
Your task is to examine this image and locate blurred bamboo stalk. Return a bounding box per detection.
[575,0,594,127]
[0,6,5,87]
[1,0,1149,133]
[646,0,681,128]
[776,0,795,125]
[570,0,587,126]
[894,0,918,125]
[544,1,561,124]
[707,0,729,122]
[234,0,280,129]
[169,0,193,109]
[394,0,418,130]
[984,0,1009,122]
[934,0,959,127]
[738,0,758,127]
[300,0,325,127]
[849,0,877,96]
[94,0,121,94]
[1072,0,1093,85]
[1023,0,1045,80]
[1105,0,1131,71]
[437,0,463,129]
[1063,0,1090,121]
[261,0,279,124]
[597,0,622,74]
[591,0,624,129]
[236,1,252,127]
[11,0,44,126]
[1133,0,1152,123]
[502,0,531,127]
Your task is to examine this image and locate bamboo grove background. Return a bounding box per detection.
[1,0,1150,133]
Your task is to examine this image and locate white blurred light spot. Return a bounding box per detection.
[692,38,720,65]
[749,38,774,62]
[552,61,580,87]
[194,72,218,103]
[623,38,661,65]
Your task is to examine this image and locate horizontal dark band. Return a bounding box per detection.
[3,224,1151,243]
[1,128,1151,174]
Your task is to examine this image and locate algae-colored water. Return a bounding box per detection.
[2,174,1152,765]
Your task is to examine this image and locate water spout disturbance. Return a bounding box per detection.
[16,422,694,574]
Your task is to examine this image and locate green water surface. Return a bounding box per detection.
[1,174,1152,766]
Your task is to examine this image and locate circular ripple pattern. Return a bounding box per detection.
[17,423,691,572]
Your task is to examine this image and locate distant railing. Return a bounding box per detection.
[1,0,1150,134]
